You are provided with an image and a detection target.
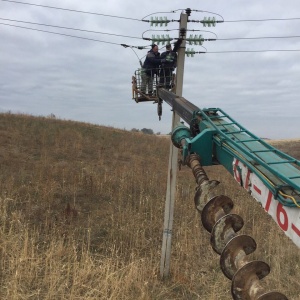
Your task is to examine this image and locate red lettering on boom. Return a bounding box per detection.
[292,224,300,237]
[276,204,288,231]
[253,185,261,195]
[265,191,272,212]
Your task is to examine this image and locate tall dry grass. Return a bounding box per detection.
[0,113,299,299]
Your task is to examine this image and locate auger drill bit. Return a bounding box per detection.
[186,154,288,300]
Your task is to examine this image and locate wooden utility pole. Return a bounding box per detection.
[160,11,188,279]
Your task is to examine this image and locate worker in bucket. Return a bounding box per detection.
[159,44,177,90]
[141,44,163,96]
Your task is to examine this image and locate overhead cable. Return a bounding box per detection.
[217,35,300,41]
[0,22,147,48]
[3,17,300,43]
[224,17,300,22]
[207,49,300,53]
[0,17,145,40]
[2,1,300,23]
[0,0,142,21]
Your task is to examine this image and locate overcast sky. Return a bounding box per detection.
[1,0,300,138]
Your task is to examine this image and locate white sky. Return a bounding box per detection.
[1,0,300,138]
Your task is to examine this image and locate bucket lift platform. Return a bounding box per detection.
[132,75,159,103]
[132,69,160,103]
[132,68,176,103]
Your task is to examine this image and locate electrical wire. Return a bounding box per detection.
[224,17,300,22]
[3,22,300,54]
[3,0,300,24]
[206,49,300,53]
[3,17,300,43]
[3,18,300,54]
[191,9,224,22]
[184,49,300,55]
[142,28,218,40]
[170,8,224,22]
[0,22,148,48]
[0,17,144,40]
[142,29,177,42]
[217,35,300,41]
[186,29,218,38]
[0,0,142,21]
[129,47,142,66]
[141,10,177,21]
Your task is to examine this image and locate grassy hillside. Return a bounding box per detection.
[0,113,299,299]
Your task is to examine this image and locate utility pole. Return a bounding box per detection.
[160,11,188,279]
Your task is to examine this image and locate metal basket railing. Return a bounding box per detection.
[133,67,175,99]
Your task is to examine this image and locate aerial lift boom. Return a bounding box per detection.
[132,76,300,298]
[158,88,300,299]
[158,87,300,238]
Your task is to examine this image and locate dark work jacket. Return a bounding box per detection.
[160,50,177,69]
[142,49,161,75]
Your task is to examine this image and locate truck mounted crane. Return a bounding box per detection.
[130,7,299,299]
[131,75,299,299]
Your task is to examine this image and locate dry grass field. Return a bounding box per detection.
[0,113,299,299]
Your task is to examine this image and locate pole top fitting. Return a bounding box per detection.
[185,8,192,16]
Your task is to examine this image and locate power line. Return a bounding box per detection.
[0,0,142,21]
[3,22,300,54]
[4,17,300,44]
[0,17,146,40]
[206,49,300,53]
[217,35,300,41]
[224,17,300,22]
[2,0,300,24]
[191,17,300,23]
[0,22,148,48]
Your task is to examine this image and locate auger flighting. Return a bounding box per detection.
[186,153,287,300]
